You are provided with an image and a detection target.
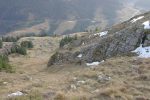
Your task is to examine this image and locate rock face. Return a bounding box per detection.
[82,25,144,62]
[48,12,150,66]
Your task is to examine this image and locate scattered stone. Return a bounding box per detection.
[3,82,8,85]
[77,80,86,86]
[8,91,23,97]
[70,84,77,90]
[73,77,77,81]
[98,74,111,83]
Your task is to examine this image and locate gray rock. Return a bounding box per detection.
[82,25,145,62]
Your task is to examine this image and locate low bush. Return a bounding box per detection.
[21,41,33,49]
[16,47,27,55]
[11,45,27,55]
[0,55,13,73]
[59,35,77,48]
[2,36,19,42]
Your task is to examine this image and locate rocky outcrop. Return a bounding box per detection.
[48,12,150,66]
[81,25,145,62]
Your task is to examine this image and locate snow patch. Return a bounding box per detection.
[8,91,23,97]
[131,16,144,23]
[82,42,85,45]
[91,20,96,23]
[94,31,108,37]
[143,21,150,29]
[86,60,104,66]
[68,21,74,23]
[77,54,82,58]
[132,45,150,58]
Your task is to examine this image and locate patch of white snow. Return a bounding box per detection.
[94,31,108,37]
[91,20,96,23]
[77,54,82,58]
[143,21,150,29]
[131,16,144,23]
[86,60,104,66]
[132,45,150,58]
[68,21,74,23]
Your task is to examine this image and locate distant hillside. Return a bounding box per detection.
[0,0,149,35]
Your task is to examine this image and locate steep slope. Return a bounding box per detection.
[48,11,150,66]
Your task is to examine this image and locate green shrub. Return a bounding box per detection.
[59,35,78,48]
[16,46,27,55]
[0,55,13,73]
[11,45,27,55]
[21,41,33,49]
[11,47,16,54]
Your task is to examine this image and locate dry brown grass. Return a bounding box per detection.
[0,36,149,100]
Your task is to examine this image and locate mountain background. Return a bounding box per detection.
[0,0,150,35]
